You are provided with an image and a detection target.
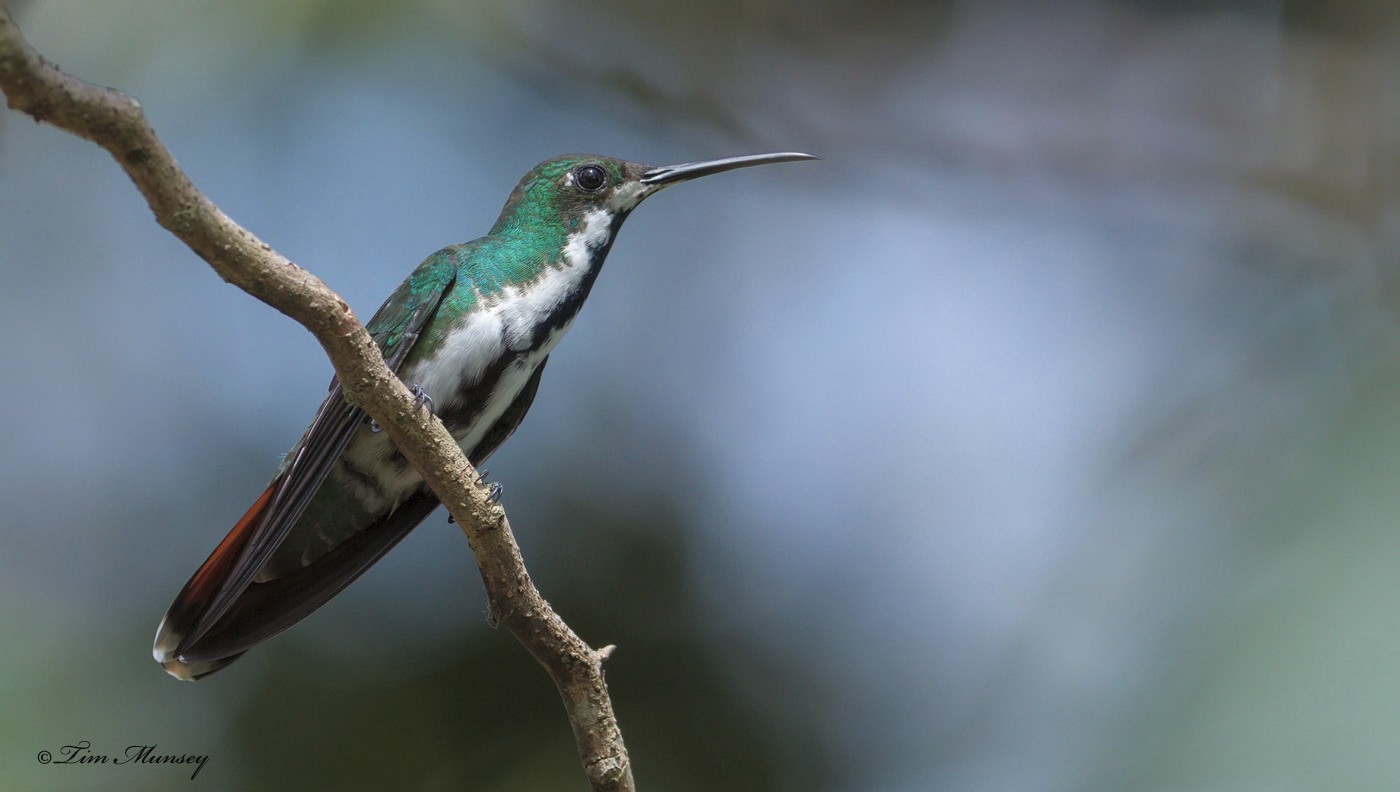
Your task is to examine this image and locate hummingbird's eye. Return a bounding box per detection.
[573,164,608,193]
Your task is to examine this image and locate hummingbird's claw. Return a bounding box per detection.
[445,472,500,523]
[484,603,499,629]
[369,383,431,431]
[445,472,499,523]
[409,383,435,415]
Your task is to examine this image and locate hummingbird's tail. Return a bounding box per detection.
[153,480,440,680]
[153,482,276,681]
[153,620,245,680]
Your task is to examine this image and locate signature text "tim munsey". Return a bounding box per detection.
[39,741,208,780]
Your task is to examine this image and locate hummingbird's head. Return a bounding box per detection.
[489,155,650,237]
[490,152,817,238]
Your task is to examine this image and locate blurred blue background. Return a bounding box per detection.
[4,0,1400,789]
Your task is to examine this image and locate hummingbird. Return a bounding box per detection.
[153,152,815,680]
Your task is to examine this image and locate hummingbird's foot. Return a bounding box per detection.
[408,383,435,415]
[445,474,498,524]
[368,418,383,433]
[484,603,499,629]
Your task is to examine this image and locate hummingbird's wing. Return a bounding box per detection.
[156,256,458,675]
[172,356,547,673]
[172,488,442,666]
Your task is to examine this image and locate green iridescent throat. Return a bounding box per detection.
[381,157,622,361]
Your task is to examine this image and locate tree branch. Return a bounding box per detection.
[0,9,634,791]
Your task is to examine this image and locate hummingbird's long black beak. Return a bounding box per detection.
[640,152,818,186]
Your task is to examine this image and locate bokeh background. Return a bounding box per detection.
[4,0,1400,789]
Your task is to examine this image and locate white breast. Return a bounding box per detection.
[411,206,609,405]
[336,207,612,511]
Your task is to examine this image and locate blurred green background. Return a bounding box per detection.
[4,0,1400,789]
